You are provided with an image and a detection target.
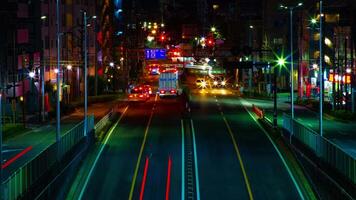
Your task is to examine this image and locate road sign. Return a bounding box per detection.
[145,49,167,60]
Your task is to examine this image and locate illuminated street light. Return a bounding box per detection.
[277,57,287,67]
[54,68,59,73]
[249,25,254,29]
[109,62,114,67]
[279,2,303,125]
[311,17,317,24]
[29,71,35,78]
[41,15,47,20]
[66,65,72,70]
[147,36,154,42]
[211,26,216,32]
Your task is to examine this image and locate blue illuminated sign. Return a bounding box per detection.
[145,49,167,60]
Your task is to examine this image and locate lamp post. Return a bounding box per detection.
[275,56,287,129]
[280,2,303,120]
[56,0,61,143]
[0,92,3,198]
[41,15,47,122]
[82,12,96,136]
[319,0,324,137]
[93,16,98,96]
[83,11,88,137]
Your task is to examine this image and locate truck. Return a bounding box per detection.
[158,67,180,97]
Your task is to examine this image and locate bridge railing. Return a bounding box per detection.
[282,114,356,185]
[94,108,114,134]
[1,115,94,200]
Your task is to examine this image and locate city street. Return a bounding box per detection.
[1,1,356,199]
[69,89,303,199]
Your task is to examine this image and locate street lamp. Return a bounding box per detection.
[319,0,324,137]
[273,55,287,129]
[41,15,47,122]
[56,0,61,143]
[0,93,2,198]
[280,2,303,121]
[210,26,216,32]
[82,11,96,137]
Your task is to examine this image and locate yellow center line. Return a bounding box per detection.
[128,96,157,200]
[221,113,254,200]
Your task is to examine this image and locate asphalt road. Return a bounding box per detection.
[244,97,356,159]
[70,89,304,199]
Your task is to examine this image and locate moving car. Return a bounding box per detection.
[128,86,150,101]
[196,77,208,89]
[212,76,227,88]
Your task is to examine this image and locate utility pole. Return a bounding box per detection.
[56,0,61,143]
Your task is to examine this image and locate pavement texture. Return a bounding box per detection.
[69,90,305,199]
[1,97,122,182]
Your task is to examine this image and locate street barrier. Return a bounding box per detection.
[94,108,114,134]
[282,114,356,185]
[1,115,94,200]
[252,104,264,119]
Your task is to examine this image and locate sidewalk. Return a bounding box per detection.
[1,96,124,182]
[244,96,356,159]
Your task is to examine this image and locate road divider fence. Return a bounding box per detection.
[94,108,114,134]
[282,114,356,185]
[1,115,94,200]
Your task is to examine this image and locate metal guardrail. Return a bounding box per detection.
[282,114,356,185]
[94,108,114,134]
[1,115,94,200]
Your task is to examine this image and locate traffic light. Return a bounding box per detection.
[207,38,214,46]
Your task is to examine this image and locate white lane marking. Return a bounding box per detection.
[240,98,305,200]
[78,106,129,200]
[181,120,185,200]
[190,119,201,200]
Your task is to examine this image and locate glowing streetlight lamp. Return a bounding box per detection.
[66,65,72,70]
[311,17,317,24]
[29,71,35,78]
[210,26,216,32]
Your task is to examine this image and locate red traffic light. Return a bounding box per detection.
[207,39,214,46]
